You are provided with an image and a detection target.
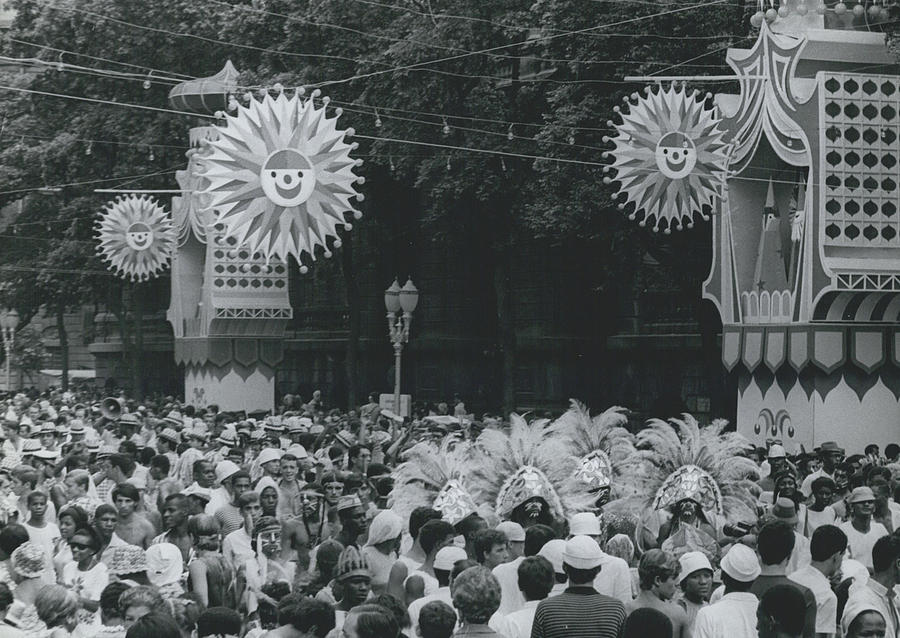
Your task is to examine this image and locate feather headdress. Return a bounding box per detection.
[612,414,759,522]
[548,400,635,496]
[470,414,593,521]
[389,436,484,525]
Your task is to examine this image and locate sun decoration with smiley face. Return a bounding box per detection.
[604,83,729,233]
[95,195,175,282]
[200,89,364,267]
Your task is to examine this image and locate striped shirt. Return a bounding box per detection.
[531,586,626,638]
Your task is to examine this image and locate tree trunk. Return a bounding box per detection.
[493,242,517,416]
[114,287,131,396]
[56,306,69,392]
[341,230,360,411]
[133,288,144,400]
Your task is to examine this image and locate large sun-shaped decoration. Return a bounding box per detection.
[199,89,364,266]
[603,84,729,233]
[95,195,175,281]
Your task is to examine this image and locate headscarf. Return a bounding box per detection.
[841,599,884,636]
[365,510,403,547]
[145,543,183,587]
[255,476,278,497]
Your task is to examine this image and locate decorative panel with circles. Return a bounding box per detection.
[207,222,292,311]
[820,73,900,249]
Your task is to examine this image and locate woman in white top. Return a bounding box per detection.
[361,510,403,596]
[53,505,90,580]
[60,527,108,628]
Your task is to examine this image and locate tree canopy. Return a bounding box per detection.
[0,0,748,406]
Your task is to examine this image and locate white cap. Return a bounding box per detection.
[215,460,241,484]
[285,444,309,459]
[538,539,566,574]
[569,512,602,536]
[677,551,713,583]
[496,521,526,543]
[434,546,468,572]
[767,444,787,459]
[257,448,283,466]
[562,535,604,570]
[720,544,760,582]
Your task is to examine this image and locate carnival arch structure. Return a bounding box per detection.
[606,5,900,448]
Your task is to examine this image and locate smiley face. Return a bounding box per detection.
[260,149,316,207]
[125,222,154,251]
[655,131,697,179]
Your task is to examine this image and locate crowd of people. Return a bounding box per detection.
[0,388,896,638]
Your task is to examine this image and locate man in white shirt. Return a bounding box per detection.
[493,523,554,616]
[568,512,632,604]
[841,534,900,638]
[694,543,761,638]
[839,487,888,572]
[407,545,467,634]
[789,524,846,637]
[222,491,263,569]
[537,539,569,596]
[771,498,812,573]
[801,442,844,498]
[493,556,555,638]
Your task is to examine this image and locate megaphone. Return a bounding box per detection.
[101,397,123,421]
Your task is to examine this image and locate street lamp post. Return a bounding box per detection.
[0,309,20,392]
[384,278,419,436]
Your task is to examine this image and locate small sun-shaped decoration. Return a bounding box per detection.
[199,89,364,267]
[603,84,729,233]
[95,195,175,281]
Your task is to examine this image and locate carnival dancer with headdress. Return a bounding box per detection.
[387,435,485,601]
[548,400,635,511]
[613,414,759,563]
[469,413,594,536]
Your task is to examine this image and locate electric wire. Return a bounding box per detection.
[307,0,732,87]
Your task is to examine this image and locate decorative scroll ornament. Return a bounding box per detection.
[96,195,175,281]
[172,147,214,246]
[652,464,723,514]
[200,90,364,265]
[604,84,729,232]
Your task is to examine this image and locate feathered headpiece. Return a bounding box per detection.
[613,414,759,522]
[390,436,484,525]
[548,400,635,496]
[470,414,593,522]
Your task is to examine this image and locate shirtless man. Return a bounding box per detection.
[282,484,331,571]
[625,549,690,638]
[113,483,155,548]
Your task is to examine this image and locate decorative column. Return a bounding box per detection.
[166,62,291,411]
[167,64,363,412]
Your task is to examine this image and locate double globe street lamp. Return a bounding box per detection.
[384,279,419,428]
[0,308,20,391]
